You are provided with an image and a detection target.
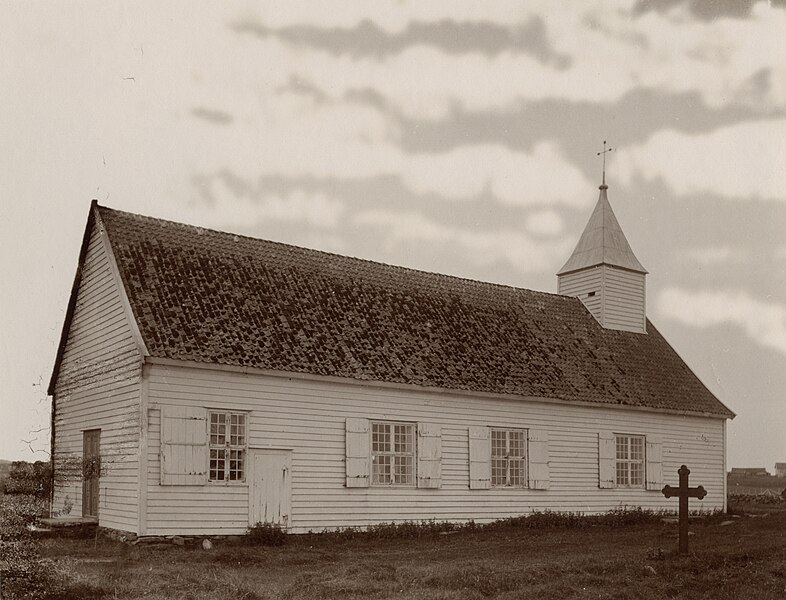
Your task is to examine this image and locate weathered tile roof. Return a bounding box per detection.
[96,204,733,418]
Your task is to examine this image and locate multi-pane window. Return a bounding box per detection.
[371,422,415,486]
[209,411,246,482]
[615,434,644,487]
[491,429,527,487]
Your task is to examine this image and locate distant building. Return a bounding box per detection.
[775,463,786,478]
[730,467,769,477]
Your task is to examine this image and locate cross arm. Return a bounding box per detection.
[661,484,707,499]
[690,485,707,500]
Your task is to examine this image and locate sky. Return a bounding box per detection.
[0,1,784,469]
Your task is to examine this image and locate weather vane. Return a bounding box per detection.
[597,140,613,186]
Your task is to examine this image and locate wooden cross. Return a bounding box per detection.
[597,140,613,186]
[662,465,706,555]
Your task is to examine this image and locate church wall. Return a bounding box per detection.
[142,362,726,536]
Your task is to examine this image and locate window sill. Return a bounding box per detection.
[207,481,248,487]
[370,484,416,489]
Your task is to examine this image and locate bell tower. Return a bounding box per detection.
[557,144,647,333]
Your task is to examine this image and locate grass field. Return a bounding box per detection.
[2,496,785,599]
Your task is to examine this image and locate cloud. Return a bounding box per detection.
[233,17,569,65]
[245,2,554,33]
[615,120,786,201]
[633,0,766,20]
[191,107,234,125]
[354,209,572,273]
[657,287,786,356]
[525,210,564,236]
[237,2,786,119]
[186,96,593,208]
[682,245,749,266]
[181,179,347,231]
[402,142,591,207]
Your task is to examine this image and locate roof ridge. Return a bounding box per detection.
[96,202,573,302]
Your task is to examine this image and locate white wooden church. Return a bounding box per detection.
[48,181,734,537]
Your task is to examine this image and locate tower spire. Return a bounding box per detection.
[597,140,612,188]
[556,160,648,334]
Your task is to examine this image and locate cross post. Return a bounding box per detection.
[662,465,706,555]
[597,140,613,186]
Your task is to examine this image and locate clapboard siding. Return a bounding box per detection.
[558,266,645,333]
[51,223,142,533]
[143,363,725,535]
[602,266,646,333]
[557,268,603,322]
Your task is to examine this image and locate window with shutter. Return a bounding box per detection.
[371,421,415,486]
[599,431,656,489]
[615,434,645,487]
[491,428,527,487]
[208,411,247,483]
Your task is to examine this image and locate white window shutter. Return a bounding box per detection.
[345,418,370,488]
[417,423,442,489]
[528,429,550,490]
[160,406,208,485]
[468,426,491,489]
[645,434,663,490]
[598,431,615,488]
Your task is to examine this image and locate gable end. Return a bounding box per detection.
[47,200,147,395]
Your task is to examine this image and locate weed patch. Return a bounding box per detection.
[245,522,287,546]
[302,506,666,544]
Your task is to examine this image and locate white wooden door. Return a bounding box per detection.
[249,450,291,529]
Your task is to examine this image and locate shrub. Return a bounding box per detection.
[0,494,101,599]
[4,461,52,498]
[246,522,288,546]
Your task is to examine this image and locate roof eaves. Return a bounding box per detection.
[144,355,735,418]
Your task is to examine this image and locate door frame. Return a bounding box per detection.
[82,429,101,519]
[248,449,292,529]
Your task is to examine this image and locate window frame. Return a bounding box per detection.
[490,428,528,488]
[208,410,248,484]
[614,434,645,488]
[370,420,416,487]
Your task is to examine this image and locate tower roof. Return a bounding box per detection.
[557,185,647,276]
